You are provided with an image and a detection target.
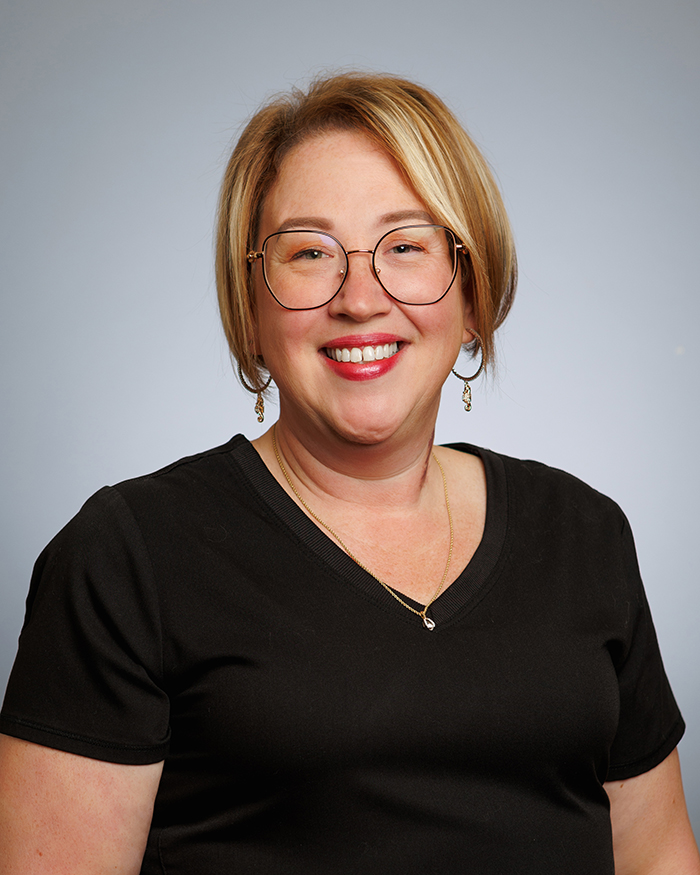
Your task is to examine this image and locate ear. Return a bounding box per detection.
[248,273,263,358]
[461,304,477,345]
[459,263,477,343]
[251,321,263,358]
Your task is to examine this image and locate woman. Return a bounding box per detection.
[1,72,698,874]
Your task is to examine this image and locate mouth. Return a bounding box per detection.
[324,341,400,363]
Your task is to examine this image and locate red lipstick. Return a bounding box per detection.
[321,334,405,382]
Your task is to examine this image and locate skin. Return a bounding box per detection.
[0,129,697,873]
[251,131,486,603]
[0,735,163,873]
[605,749,700,874]
[252,132,474,461]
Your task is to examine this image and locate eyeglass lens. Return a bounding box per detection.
[261,225,458,309]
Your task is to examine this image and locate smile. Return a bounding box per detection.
[325,342,400,363]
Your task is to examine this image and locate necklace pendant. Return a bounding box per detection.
[422,615,436,631]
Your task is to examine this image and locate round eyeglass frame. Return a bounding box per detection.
[246,224,468,311]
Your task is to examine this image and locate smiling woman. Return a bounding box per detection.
[1,71,698,875]
[217,73,516,394]
[249,129,475,451]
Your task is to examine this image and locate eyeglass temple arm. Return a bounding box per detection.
[247,251,263,263]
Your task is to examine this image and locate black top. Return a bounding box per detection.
[0,436,685,874]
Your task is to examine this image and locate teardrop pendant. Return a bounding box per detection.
[422,615,436,631]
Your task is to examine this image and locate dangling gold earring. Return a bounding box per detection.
[451,330,484,412]
[237,362,273,422]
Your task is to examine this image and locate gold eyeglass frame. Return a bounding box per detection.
[246,224,468,311]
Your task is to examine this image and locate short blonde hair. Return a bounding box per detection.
[216,71,517,390]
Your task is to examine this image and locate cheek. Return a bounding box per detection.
[252,273,282,358]
[253,311,280,362]
[432,293,470,344]
[254,297,320,371]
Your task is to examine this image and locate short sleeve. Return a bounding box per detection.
[0,487,170,764]
[606,516,685,781]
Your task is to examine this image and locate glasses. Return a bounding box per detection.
[247,224,466,310]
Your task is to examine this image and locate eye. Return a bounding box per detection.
[389,242,424,255]
[292,248,329,261]
[381,238,427,261]
[272,231,339,265]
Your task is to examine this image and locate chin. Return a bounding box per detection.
[322,413,399,447]
[335,426,396,447]
[325,402,428,448]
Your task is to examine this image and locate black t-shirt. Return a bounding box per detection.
[0,436,685,873]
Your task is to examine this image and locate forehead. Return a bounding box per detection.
[258,130,427,238]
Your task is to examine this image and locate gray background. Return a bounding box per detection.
[1,0,699,831]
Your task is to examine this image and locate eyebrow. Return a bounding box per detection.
[275,210,434,235]
[276,217,334,233]
[378,209,433,226]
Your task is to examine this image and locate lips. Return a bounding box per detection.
[321,334,404,381]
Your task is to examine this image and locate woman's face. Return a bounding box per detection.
[252,129,474,447]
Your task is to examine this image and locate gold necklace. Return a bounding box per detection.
[272,425,454,630]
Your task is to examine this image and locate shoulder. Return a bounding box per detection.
[111,434,249,500]
[448,442,627,528]
[40,435,254,567]
[87,434,257,524]
[443,443,636,585]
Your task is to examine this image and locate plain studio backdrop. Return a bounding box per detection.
[1,0,698,831]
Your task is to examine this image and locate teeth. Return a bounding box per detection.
[327,342,399,363]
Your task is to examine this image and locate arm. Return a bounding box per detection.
[605,748,700,875]
[0,734,163,874]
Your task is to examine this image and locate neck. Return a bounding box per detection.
[256,411,439,512]
[270,421,453,629]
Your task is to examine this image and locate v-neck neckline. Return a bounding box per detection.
[230,437,508,630]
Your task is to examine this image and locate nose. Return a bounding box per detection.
[328,249,391,321]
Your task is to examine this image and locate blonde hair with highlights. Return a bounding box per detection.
[216,71,517,390]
